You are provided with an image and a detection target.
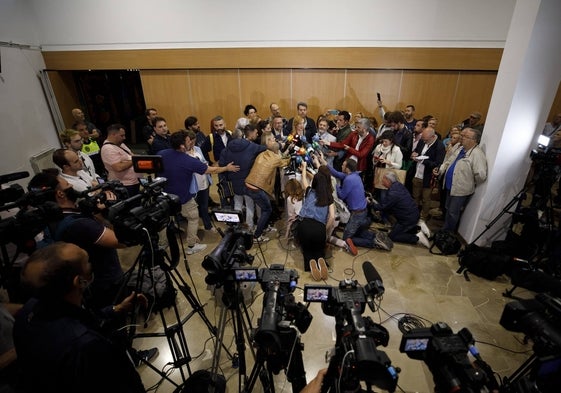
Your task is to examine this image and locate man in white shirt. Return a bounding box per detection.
[52,148,97,192]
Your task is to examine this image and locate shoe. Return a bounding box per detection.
[253,235,270,243]
[345,238,358,256]
[133,347,159,367]
[263,225,277,233]
[417,231,431,249]
[309,259,321,281]
[374,231,393,251]
[207,227,218,233]
[317,258,328,280]
[418,219,432,239]
[186,243,207,255]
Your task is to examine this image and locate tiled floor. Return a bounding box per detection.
[118,211,537,393]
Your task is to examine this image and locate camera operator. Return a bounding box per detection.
[27,171,124,309]
[13,242,147,393]
[159,130,240,255]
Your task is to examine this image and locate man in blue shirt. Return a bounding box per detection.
[318,155,393,254]
[159,130,239,255]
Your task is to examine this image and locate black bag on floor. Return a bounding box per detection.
[457,243,510,280]
[430,229,461,256]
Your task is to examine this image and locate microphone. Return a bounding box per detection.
[0,171,29,185]
[363,261,384,311]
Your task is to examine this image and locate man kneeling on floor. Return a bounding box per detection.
[315,154,393,255]
[370,171,431,248]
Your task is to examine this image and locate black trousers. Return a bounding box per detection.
[296,218,327,271]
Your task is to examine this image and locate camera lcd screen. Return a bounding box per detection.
[403,338,429,352]
[132,155,164,173]
[233,268,259,282]
[214,212,241,223]
[304,286,330,302]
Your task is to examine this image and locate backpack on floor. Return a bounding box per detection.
[430,229,461,256]
[457,243,511,281]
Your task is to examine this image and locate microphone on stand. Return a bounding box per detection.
[363,261,385,312]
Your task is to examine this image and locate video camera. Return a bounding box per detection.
[499,293,561,393]
[305,262,399,392]
[400,322,498,393]
[233,264,312,393]
[107,176,180,246]
[0,171,62,253]
[201,210,254,286]
[76,180,128,216]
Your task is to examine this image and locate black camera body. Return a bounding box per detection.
[107,177,181,246]
[76,180,128,216]
[308,279,398,393]
[202,211,254,287]
[400,322,497,393]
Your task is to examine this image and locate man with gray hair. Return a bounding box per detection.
[435,127,487,232]
[371,170,431,248]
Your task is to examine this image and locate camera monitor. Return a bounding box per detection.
[304,285,331,303]
[212,209,243,224]
[233,268,259,282]
[132,155,164,174]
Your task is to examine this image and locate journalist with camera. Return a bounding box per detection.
[25,171,126,310]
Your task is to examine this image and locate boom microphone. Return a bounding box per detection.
[363,261,385,311]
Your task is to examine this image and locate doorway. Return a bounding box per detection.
[73,70,146,143]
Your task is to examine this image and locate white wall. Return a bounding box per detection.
[1,0,516,51]
[0,46,61,184]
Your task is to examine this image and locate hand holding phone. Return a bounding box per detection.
[377,92,382,101]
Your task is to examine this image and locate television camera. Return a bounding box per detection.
[499,293,561,393]
[107,176,180,247]
[0,171,62,254]
[201,209,254,287]
[400,322,498,393]
[237,264,312,393]
[305,262,399,393]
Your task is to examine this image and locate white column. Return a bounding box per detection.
[460,0,561,244]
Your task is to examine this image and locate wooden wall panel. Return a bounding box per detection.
[346,70,403,124]
[43,48,503,71]
[547,81,561,120]
[453,72,497,132]
[400,71,459,135]
[291,70,346,121]
[139,70,190,131]
[238,69,292,119]
[187,70,240,132]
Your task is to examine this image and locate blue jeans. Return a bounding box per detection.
[343,210,374,248]
[244,187,271,238]
[443,190,472,231]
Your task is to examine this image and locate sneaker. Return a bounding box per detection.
[253,235,270,243]
[317,258,328,280]
[133,347,159,367]
[418,219,432,239]
[345,238,358,256]
[186,243,208,255]
[263,225,277,233]
[417,231,431,249]
[374,231,393,251]
[309,259,321,281]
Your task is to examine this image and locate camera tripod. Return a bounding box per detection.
[122,218,232,389]
[209,281,257,393]
[246,322,306,393]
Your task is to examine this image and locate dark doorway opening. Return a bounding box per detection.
[73,70,146,143]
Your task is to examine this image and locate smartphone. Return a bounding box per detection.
[377,92,382,101]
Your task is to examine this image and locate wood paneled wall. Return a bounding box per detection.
[42,47,561,137]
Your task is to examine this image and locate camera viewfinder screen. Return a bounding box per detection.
[305,287,330,302]
[234,269,258,281]
[214,212,241,223]
[403,338,429,352]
